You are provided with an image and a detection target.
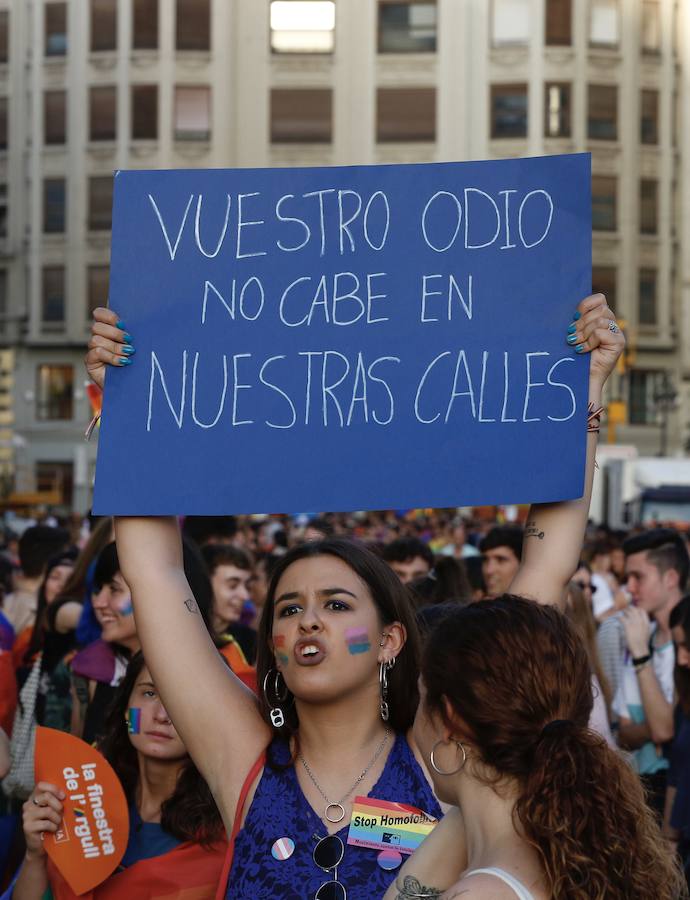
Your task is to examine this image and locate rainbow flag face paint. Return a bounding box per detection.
[127,708,141,734]
[274,634,289,667]
[345,627,371,655]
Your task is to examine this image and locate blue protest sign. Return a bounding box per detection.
[93,154,591,515]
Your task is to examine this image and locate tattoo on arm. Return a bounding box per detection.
[184,597,199,614]
[525,520,545,540]
[395,876,444,899]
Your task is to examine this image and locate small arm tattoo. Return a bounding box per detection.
[395,876,444,899]
[525,520,545,540]
[184,597,199,614]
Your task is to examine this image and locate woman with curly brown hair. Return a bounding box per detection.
[385,596,686,900]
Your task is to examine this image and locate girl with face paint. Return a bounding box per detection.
[87,293,626,897]
[16,653,225,900]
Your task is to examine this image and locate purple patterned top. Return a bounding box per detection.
[226,732,441,899]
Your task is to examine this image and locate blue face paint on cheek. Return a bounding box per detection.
[118,598,134,616]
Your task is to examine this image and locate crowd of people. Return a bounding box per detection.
[0,295,686,897]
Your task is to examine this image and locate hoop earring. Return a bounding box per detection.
[378,658,395,722]
[429,739,467,776]
[263,668,289,728]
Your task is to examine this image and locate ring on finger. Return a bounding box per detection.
[608,321,620,334]
[32,796,41,806]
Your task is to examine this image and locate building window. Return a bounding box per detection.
[36,367,74,421]
[133,0,159,50]
[591,176,616,231]
[0,11,9,63]
[592,266,616,310]
[0,184,6,238]
[545,0,571,46]
[44,91,67,145]
[588,84,617,140]
[87,266,110,318]
[36,462,74,504]
[88,177,113,231]
[270,1,335,53]
[544,83,570,137]
[132,85,158,140]
[641,89,658,144]
[638,269,657,325]
[590,0,618,47]
[41,267,65,329]
[0,96,6,150]
[174,86,211,140]
[378,1,437,54]
[629,369,664,425]
[45,3,67,57]
[377,87,436,142]
[0,270,6,321]
[491,0,529,45]
[89,86,116,141]
[641,0,660,53]
[270,88,333,143]
[43,179,66,234]
[91,0,117,52]
[490,84,527,139]
[176,0,210,51]
[640,179,657,235]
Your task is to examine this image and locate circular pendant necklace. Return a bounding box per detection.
[298,729,391,824]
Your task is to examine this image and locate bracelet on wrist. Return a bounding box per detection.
[632,653,652,667]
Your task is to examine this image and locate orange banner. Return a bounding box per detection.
[35,727,129,896]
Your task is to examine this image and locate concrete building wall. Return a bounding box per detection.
[0,0,686,512]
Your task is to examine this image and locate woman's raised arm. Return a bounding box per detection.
[509,293,625,607]
[114,517,270,824]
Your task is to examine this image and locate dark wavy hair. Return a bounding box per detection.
[671,595,690,715]
[257,538,421,742]
[23,549,78,664]
[422,595,685,900]
[98,652,223,845]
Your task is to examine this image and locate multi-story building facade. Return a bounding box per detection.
[0,0,688,512]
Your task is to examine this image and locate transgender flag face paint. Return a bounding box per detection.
[345,627,371,655]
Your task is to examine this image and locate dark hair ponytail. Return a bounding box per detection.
[423,597,685,900]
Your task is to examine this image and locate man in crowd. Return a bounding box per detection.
[604,528,688,815]
[201,544,256,664]
[479,525,523,598]
[382,536,434,585]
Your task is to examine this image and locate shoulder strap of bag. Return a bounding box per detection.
[214,749,266,900]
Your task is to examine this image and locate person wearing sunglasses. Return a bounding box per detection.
[87,296,625,898]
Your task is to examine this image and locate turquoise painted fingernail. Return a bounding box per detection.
[567,322,577,334]
[121,345,135,355]
[573,311,581,320]
[575,344,585,353]
[567,334,578,344]
[116,319,126,329]
[123,333,132,344]
[119,357,133,365]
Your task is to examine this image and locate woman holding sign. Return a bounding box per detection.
[85,294,625,898]
[12,653,226,899]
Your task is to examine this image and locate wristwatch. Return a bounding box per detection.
[632,653,652,667]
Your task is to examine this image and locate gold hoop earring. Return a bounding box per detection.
[429,739,467,776]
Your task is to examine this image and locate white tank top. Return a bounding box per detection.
[464,867,536,900]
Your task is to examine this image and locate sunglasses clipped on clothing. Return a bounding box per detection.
[314,834,346,900]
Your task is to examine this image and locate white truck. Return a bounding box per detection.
[591,445,690,528]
